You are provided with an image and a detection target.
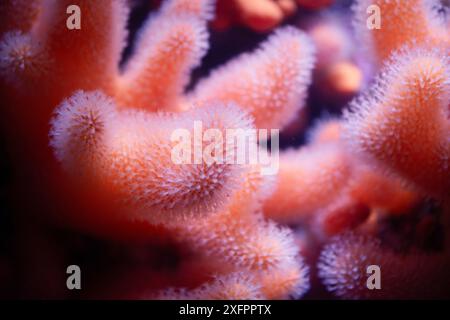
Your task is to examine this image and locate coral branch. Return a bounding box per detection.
[353,0,449,67]
[116,14,208,111]
[344,48,450,198]
[189,27,315,129]
[308,119,421,215]
[50,91,252,226]
[213,0,297,32]
[233,0,285,32]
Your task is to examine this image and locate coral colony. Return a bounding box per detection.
[0,0,449,300]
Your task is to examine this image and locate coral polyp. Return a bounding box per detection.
[0,0,449,301]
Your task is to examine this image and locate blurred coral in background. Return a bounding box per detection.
[0,0,449,300]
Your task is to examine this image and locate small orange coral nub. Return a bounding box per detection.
[213,0,297,32]
[190,27,315,130]
[323,61,363,96]
[234,0,284,32]
[344,48,450,198]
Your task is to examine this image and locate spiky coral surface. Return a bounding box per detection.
[0,0,449,300]
[344,48,450,198]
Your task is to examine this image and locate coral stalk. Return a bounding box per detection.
[50,90,252,225]
[344,48,450,198]
[189,27,315,130]
[116,6,209,111]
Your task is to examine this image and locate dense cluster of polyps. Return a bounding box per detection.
[0,0,449,299]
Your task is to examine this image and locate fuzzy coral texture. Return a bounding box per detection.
[0,0,449,300]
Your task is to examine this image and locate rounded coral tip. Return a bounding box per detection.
[307,118,342,144]
[0,30,48,88]
[49,90,117,176]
